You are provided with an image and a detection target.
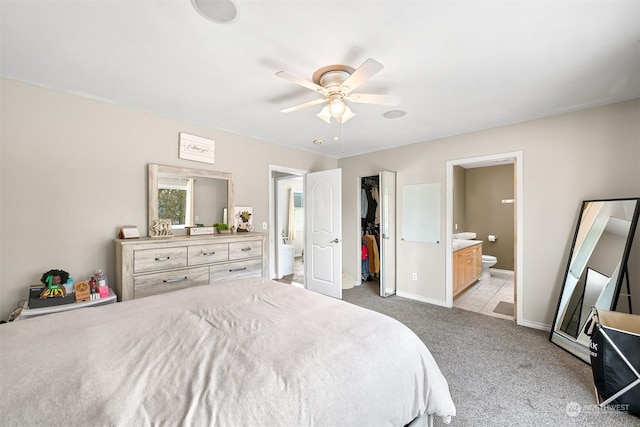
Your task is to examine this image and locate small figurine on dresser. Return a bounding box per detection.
[237,210,252,232]
[151,219,173,237]
[39,269,69,298]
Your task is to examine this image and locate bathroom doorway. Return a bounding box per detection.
[268,165,307,287]
[446,152,523,324]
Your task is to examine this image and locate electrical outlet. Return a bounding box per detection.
[412,273,418,281]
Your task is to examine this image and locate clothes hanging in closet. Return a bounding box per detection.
[361,187,368,219]
[362,234,380,275]
[362,183,377,225]
[361,240,370,281]
[371,185,380,225]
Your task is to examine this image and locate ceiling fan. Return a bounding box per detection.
[275,58,400,124]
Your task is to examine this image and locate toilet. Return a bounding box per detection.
[481,255,497,278]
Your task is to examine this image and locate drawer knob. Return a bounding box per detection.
[202,251,216,256]
[155,256,171,261]
[241,247,252,252]
[163,276,187,283]
[229,267,247,272]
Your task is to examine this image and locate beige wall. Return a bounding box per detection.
[339,99,639,328]
[0,78,337,319]
[2,77,638,329]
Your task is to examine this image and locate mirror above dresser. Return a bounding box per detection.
[148,163,234,236]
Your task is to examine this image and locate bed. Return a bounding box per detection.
[0,277,456,425]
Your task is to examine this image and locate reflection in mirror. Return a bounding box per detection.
[550,198,639,363]
[148,164,234,236]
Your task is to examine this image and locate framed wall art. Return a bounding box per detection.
[179,132,215,164]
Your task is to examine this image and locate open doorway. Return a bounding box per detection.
[446,152,524,325]
[268,165,307,287]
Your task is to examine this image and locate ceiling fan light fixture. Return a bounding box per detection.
[337,106,355,123]
[328,96,346,118]
[317,106,332,123]
[277,58,395,126]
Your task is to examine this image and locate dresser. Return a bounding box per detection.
[115,233,267,301]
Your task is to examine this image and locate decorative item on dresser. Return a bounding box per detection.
[115,233,267,301]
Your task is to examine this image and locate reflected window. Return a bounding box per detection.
[158,178,193,228]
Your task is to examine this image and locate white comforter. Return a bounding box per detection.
[0,278,455,426]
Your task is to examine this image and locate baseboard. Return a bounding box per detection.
[396,291,449,308]
[397,288,552,331]
[490,268,513,274]
[519,319,551,331]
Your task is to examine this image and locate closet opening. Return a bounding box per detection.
[359,171,397,297]
[361,175,380,287]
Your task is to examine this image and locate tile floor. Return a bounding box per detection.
[454,269,515,321]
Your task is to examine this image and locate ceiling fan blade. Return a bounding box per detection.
[280,97,328,113]
[275,70,327,95]
[341,58,384,93]
[346,93,401,106]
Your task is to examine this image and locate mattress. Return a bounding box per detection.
[0,277,455,425]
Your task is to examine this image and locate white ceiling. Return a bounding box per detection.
[2,1,638,159]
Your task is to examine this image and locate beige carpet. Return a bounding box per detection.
[342,282,637,426]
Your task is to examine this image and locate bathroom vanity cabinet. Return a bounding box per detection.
[453,243,482,296]
[115,233,267,301]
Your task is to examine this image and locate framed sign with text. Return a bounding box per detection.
[179,132,215,164]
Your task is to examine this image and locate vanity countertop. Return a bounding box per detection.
[452,239,483,252]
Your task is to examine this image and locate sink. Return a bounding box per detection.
[452,239,483,251]
[452,232,477,240]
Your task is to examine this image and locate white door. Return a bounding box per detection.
[379,171,397,296]
[304,168,342,298]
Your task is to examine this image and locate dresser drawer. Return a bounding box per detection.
[228,240,262,261]
[134,267,209,299]
[134,247,187,273]
[188,243,229,266]
[210,259,262,283]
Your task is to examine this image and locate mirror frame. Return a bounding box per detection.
[148,163,234,236]
[549,197,640,363]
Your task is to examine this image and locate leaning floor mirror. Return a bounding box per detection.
[550,197,640,363]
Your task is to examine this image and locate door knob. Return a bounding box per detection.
[329,238,340,244]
